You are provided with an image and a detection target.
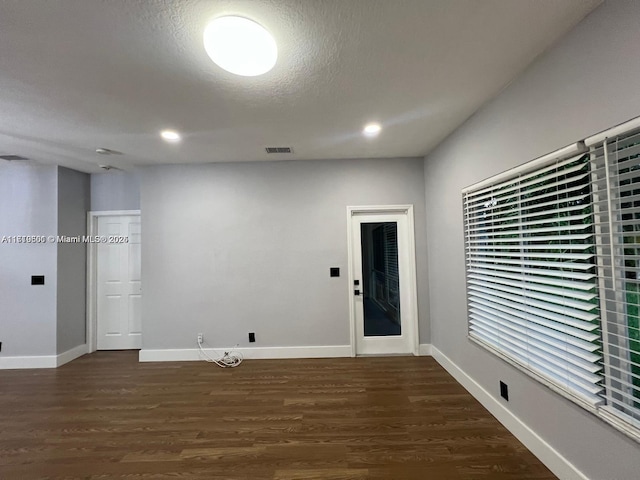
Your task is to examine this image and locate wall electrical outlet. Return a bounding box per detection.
[197,333,203,344]
[248,332,255,343]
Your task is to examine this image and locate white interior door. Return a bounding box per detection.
[349,208,418,355]
[96,215,142,350]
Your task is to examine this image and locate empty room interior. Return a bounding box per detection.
[2,0,640,479]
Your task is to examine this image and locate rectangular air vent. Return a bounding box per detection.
[265,147,292,154]
[0,155,29,161]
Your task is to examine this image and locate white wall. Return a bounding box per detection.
[0,163,58,356]
[57,167,90,354]
[0,164,89,361]
[140,157,428,351]
[424,1,640,478]
[91,171,140,211]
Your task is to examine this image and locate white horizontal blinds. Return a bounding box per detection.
[384,223,400,312]
[464,153,604,406]
[590,129,640,422]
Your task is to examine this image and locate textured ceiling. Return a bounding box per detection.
[0,0,601,173]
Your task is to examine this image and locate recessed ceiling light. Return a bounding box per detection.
[95,147,122,155]
[363,123,382,137]
[160,130,181,142]
[203,16,277,77]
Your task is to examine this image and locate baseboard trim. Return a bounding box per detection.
[0,343,88,370]
[139,345,353,362]
[418,343,432,356]
[0,354,56,369]
[431,346,588,480]
[57,344,88,367]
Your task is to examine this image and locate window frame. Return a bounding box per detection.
[462,116,640,443]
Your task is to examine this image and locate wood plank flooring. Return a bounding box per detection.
[0,352,557,479]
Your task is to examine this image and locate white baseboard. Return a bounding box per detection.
[431,346,588,480]
[0,343,88,370]
[418,343,432,355]
[139,345,353,362]
[56,344,88,367]
[0,354,57,369]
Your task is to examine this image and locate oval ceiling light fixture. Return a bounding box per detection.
[203,16,277,77]
[160,130,181,143]
[363,123,382,137]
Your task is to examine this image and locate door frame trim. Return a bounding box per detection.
[346,205,419,357]
[86,210,141,353]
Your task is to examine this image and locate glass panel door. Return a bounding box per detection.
[360,222,401,336]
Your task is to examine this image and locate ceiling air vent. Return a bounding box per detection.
[265,147,292,154]
[0,155,29,161]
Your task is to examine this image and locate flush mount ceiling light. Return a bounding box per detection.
[363,123,382,137]
[203,16,277,77]
[160,130,181,143]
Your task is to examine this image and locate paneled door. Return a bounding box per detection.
[96,215,142,350]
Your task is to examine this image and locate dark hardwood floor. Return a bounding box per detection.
[0,352,556,479]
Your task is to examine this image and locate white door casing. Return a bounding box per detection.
[347,205,419,356]
[87,211,142,351]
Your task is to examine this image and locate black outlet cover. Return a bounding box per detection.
[500,381,509,401]
[31,275,45,285]
[330,267,340,277]
[249,332,255,343]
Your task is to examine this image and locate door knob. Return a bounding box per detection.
[354,289,361,296]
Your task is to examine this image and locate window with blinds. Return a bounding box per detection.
[463,118,640,440]
[463,152,603,407]
[589,127,640,426]
[383,223,400,313]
